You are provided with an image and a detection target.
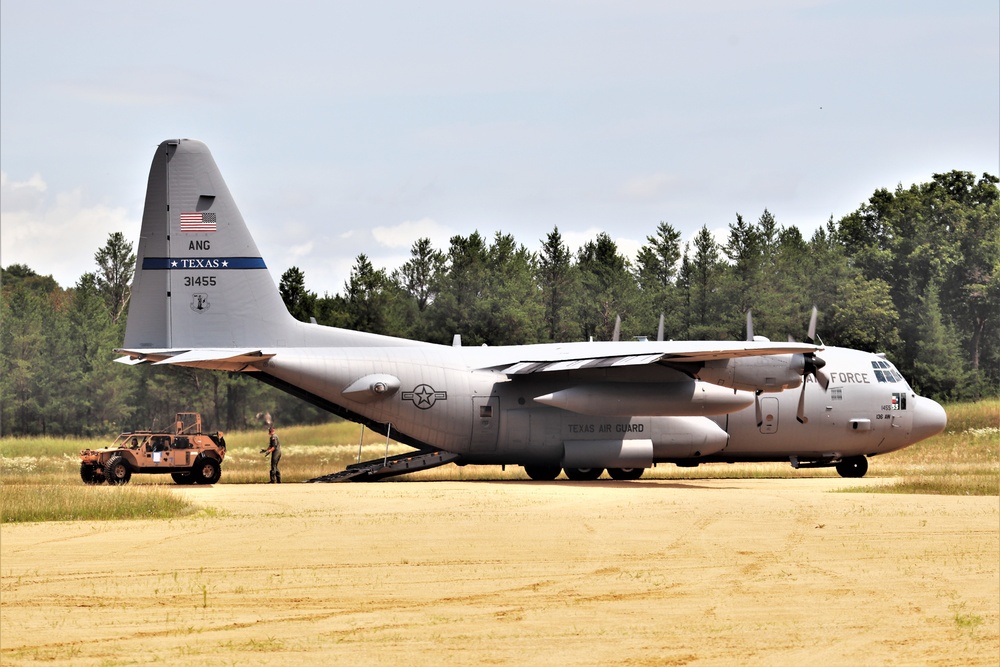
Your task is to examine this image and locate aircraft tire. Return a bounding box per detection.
[523,465,561,481]
[564,467,604,481]
[193,458,222,484]
[835,456,868,478]
[608,467,644,481]
[104,456,132,485]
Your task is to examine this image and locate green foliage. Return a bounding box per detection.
[93,231,136,324]
[278,266,317,322]
[1,172,997,436]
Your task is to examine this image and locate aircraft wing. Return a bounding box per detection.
[115,348,274,371]
[491,341,822,375]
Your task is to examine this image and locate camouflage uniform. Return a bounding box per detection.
[267,431,281,483]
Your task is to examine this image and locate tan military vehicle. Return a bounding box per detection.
[80,413,226,485]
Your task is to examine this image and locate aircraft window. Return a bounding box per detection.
[872,360,905,383]
[480,405,493,418]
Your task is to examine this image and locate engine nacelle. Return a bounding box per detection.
[695,354,804,393]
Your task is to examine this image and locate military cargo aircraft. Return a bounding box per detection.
[116,139,947,481]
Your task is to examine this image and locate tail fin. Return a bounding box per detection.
[123,139,300,349]
[122,139,431,354]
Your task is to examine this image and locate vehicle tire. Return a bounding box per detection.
[171,472,196,485]
[193,458,221,484]
[835,456,868,478]
[523,464,561,481]
[607,467,644,481]
[104,456,132,485]
[564,467,604,481]
[80,463,101,485]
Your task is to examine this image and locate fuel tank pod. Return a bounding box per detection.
[534,381,753,416]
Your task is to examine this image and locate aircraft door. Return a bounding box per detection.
[759,397,778,434]
[471,396,500,450]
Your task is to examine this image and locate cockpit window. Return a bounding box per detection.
[872,360,903,383]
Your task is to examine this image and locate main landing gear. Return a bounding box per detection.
[522,466,646,481]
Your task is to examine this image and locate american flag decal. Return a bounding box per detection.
[180,212,217,232]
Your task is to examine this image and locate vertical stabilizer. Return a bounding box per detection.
[123,139,299,349]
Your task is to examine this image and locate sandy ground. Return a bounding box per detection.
[1,478,997,666]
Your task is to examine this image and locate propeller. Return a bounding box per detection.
[745,309,754,342]
[612,315,621,342]
[656,313,665,342]
[796,306,829,424]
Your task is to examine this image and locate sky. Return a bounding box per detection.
[2,0,998,294]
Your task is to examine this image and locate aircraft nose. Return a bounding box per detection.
[910,395,947,442]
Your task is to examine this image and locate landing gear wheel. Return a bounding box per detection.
[104,456,131,485]
[171,472,196,485]
[564,467,604,481]
[836,456,868,478]
[523,465,561,481]
[80,463,101,485]
[193,458,221,484]
[608,467,644,481]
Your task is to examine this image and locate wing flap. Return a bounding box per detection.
[503,353,665,375]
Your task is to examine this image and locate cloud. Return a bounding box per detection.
[371,218,454,250]
[288,241,315,258]
[0,172,133,287]
[621,172,679,199]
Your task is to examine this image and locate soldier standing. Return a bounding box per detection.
[261,426,281,483]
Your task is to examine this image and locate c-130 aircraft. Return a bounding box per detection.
[116,139,947,482]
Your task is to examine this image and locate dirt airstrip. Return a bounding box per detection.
[1,478,997,666]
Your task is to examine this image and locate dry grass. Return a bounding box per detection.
[1,399,996,501]
[0,484,198,522]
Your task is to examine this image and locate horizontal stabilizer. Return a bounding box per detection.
[115,348,273,371]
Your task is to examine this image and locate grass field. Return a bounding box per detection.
[1,399,996,522]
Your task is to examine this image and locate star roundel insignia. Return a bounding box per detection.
[401,384,448,409]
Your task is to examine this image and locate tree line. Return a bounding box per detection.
[2,170,997,437]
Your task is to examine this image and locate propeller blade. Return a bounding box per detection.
[806,305,818,344]
[657,313,665,342]
[755,391,763,427]
[746,310,754,342]
[612,315,621,342]
[817,368,830,391]
[796,382,808,424]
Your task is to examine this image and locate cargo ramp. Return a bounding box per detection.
[306,450,461,483]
